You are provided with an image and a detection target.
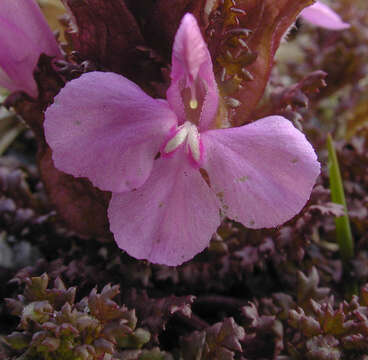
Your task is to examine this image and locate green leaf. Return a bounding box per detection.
[327,134,354,262]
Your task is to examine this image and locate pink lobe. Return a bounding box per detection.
[167,13,219,132]
[300,1,350,30]
[202,116,320,229]
[0,0,61,96]
[172,13,208,82]
[45,71,177,193]
[108,150,221,266]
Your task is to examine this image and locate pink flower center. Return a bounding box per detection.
[161,77,207,167]
[181,78,207,126]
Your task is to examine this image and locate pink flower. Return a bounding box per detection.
[0,0,61,97]
[300,1,350,30]
[45,14,320,266]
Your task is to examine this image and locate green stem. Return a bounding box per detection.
[326,134,354,262]
[0,123,25,156]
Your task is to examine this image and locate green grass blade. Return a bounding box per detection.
[327,134,354,262]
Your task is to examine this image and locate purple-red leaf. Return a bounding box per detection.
[62,0,144,76]
[206,0,315,125]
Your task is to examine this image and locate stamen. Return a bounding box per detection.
[187,124,201,162]
[164,125,189,154]
[189,83,198,109]
[189,99,198,109]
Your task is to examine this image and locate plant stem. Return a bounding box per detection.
[326,134,354,262]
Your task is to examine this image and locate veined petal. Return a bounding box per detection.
[0,0,61,96]
[167,13,219,132]
[0,0,61,56]
[171,13,208,82]
[45,71,177,193]
[300,1,350,30]
[108,150,221,266]
[0,18,38,96]
[202,116,320,229]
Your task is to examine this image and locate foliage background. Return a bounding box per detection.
[1,0,368,359]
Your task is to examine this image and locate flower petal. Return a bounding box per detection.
[0,18,39,96]
[202,116,320,228]
[0,0,61,96]
[300,1,350,30]
[167,13,218,132]
[45,71,177,193]
[1,0,61,56]
[108,150,221,266]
